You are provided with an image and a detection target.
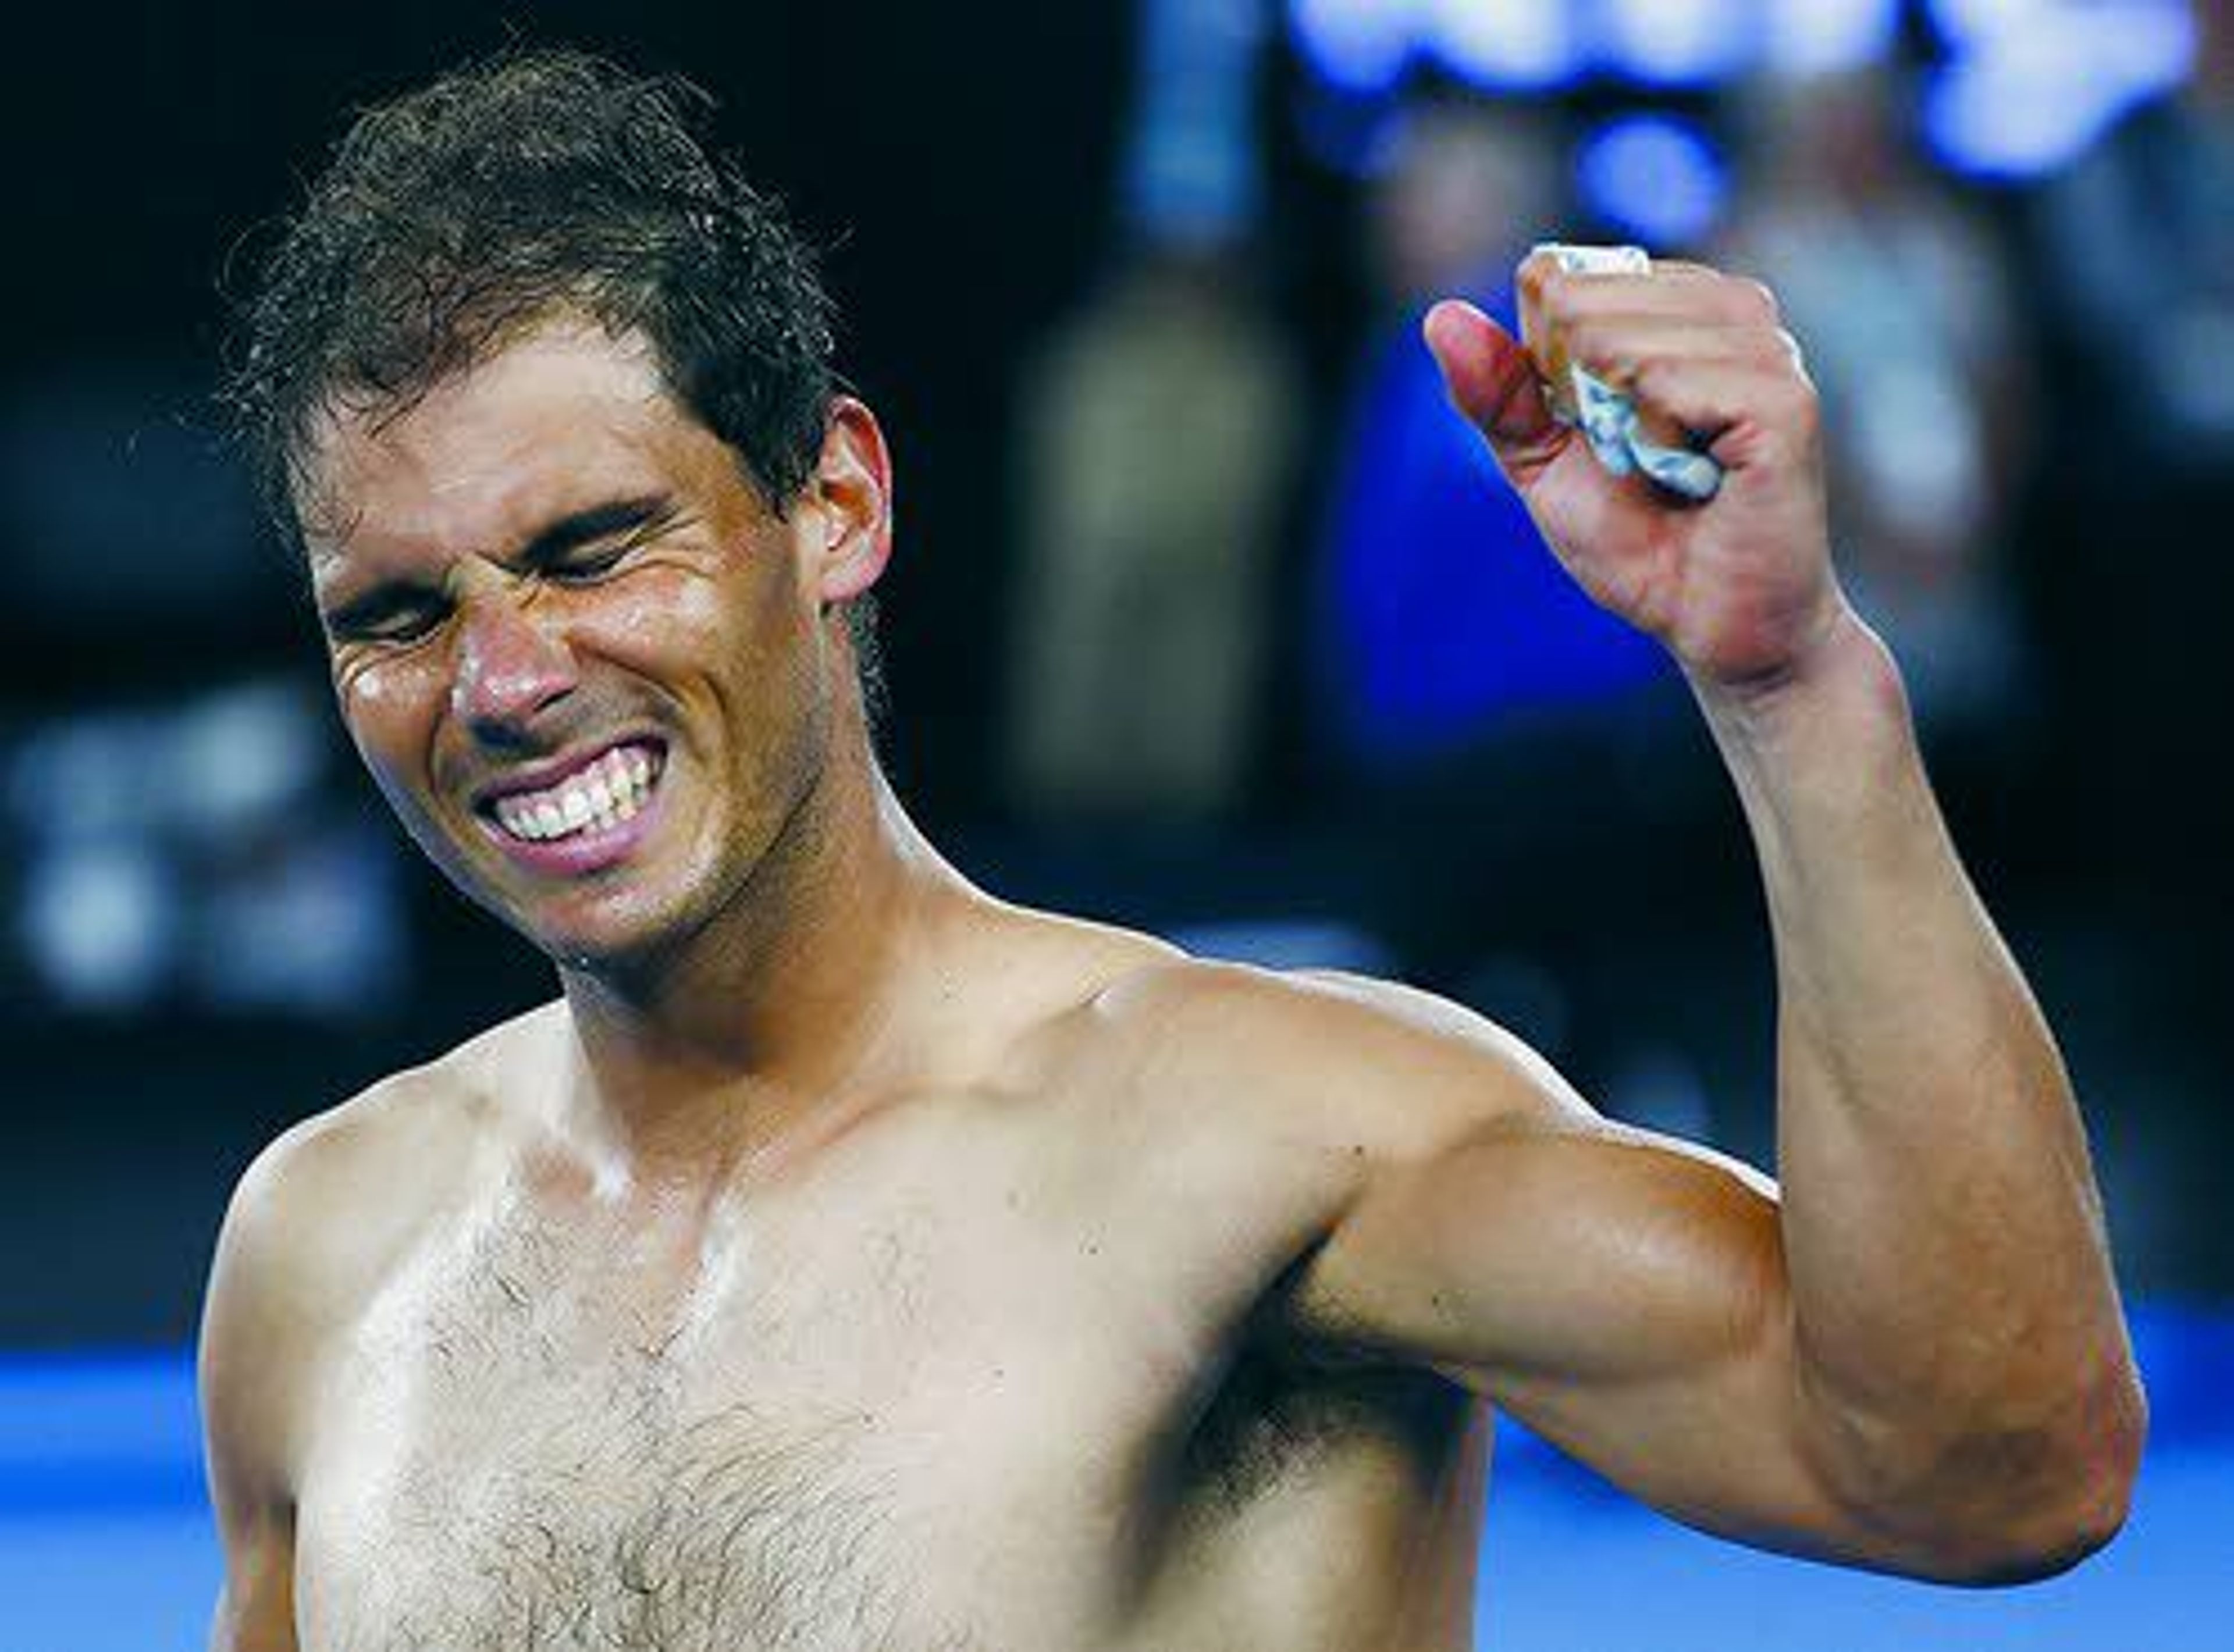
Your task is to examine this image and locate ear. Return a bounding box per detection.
[806,396,894,606]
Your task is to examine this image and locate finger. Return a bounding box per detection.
[1531,311,1798,462]
[1516,247,1655,389]
[1518,246,1714,302]
[1620,354,1820,473]
[1534,260,1779,334]
[1557,311,1802,366]
[1560,315,1802,447]
[1422,298,1564,476]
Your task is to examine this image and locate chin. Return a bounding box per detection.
[517,860,744,984]
[515,891,696,978]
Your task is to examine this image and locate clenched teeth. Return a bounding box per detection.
[493,746,659,843]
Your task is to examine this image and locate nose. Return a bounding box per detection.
[451,589,578,745]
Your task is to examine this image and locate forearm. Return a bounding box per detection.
[1695,610,2142,1547]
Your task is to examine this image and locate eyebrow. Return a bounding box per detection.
[319,492,680,636]
[513,492,678,569]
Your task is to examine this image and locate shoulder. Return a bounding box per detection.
[968,894,1586,1163]
[198,1001,562,1493]
[1035,953,1626,1359]
[215,1001,558,1297]
[1074,955,1591,1165]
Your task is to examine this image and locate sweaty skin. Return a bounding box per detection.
[201,273,2141,1651]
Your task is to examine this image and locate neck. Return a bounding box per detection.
[552,710,973,1181]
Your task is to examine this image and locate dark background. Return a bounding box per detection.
[3,1,2227,1350]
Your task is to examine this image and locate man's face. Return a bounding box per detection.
[301,322,861,969]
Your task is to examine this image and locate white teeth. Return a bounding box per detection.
[491,744,661,843]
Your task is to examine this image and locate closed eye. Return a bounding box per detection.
[521,494,678,586]
[319,493,679,640]
[327,588,449,646]
[541,537,636,585]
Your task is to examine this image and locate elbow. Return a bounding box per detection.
[1994,1378,2146,1583]
[1898,1365,2148,1586]
[1922,1484,2134,1587]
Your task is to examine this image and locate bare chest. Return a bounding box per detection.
[294,1159,1193,1652]
[308,1368,971,1650]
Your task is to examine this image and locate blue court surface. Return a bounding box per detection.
[3,1302,2225,1650]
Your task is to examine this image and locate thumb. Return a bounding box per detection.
[1422,298,1562,479]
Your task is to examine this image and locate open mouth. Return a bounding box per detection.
[481,739,668,845]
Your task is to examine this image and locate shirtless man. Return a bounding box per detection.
[200,49,2144,1651]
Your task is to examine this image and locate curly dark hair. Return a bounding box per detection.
[228,45,842,542]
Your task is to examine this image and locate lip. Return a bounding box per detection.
[472,735,667,810]
[471,737,671,879]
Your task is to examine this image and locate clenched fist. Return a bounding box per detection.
[1424,249,1855,694]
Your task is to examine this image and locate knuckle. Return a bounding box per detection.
[1748,323,1802,371]
[1734,277,1781,325]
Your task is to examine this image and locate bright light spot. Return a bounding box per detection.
[1599,0,1751,86]
[23,844,173,1007]
[1765,0,1902,76]
[1428,0,1579,90]
[1924,0,2061,49]
[1924,1,2195,179]
[1574,113,1730,249]
[1289,0,1426,94]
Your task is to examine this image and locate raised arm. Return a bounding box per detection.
[1249,254,2143,1582]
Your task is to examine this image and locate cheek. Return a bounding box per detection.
[346,661,393,710]
[337,657,444,770]
[582,565,785,675]
[615,577,732,653]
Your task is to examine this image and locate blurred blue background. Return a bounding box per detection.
[3,0,2229,1643]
